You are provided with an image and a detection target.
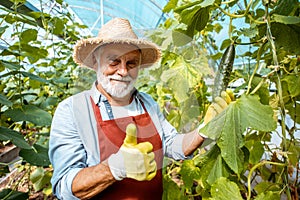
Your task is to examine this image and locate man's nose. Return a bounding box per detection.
[116,62,128,76]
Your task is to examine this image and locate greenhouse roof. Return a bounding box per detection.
[64,0,169,36]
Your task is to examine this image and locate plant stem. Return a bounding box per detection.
[214,0,254,18]
[265,4,291,199]
[246,42,266,95]
[247,161,286,200]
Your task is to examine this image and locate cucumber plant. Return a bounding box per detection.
[141,0,300,199]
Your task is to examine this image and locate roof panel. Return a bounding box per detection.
[64,0,168,36]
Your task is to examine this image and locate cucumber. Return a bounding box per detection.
[212,43,235,100]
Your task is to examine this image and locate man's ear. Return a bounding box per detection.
[92,54,97,70]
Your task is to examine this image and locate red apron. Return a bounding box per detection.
[90,97,163,200]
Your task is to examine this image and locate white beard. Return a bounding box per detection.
[97,72,136,98]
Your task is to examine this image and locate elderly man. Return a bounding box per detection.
[49,18,229,200]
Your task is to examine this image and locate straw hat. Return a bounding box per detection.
[73,18,161,70]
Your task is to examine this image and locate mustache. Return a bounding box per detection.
[107,75,133,82]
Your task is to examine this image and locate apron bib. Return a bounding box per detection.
[90,96,163,200]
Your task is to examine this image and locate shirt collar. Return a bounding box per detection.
[91,81,107,105]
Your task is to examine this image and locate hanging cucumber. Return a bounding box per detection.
[212,43,235,100]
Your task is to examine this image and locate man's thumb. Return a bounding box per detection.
[124,123,137,145]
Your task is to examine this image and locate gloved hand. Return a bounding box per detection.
[108,123,157,181]
[198,90,235,144]
[203,89,235,124]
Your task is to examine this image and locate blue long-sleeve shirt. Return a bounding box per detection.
[49,83,187,199]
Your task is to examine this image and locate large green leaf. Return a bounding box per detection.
[30,167,52,191]
[20,71,49,83]
[180,159,201,189]
[255,191,281,200]
[195,145,230,187]
[0,93,12,107]
[200,94,277,173]
[0,60,22,70]
[245,139,264,164]
[51,17,65,35]
[258,22,300,54]
[282,74,300,98]
[19,144,50,166]
[161,57,190,103]
[206,154,229,185]
[9,43,48,64]
[162,174,188,200]
[20,29,38,44]
[211,177,243,200]
[163,0,178,13]
[4,105,52,126]
[172,29,193,46]
[0,189,28,200]
[272,14,300,25]
[182,6,210,37]
[0,127,31,149]
[274,0,299,15]
[0,25,9,37]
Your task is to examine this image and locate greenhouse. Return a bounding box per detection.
[0,0,299,199]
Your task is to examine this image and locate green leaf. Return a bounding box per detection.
[0,189,28,200]
[19,144,50,166]
[0,60,22,70]
[245,140,264,164]
[240,27,258,38]
[4,105,52,126]
[285,139,300,166]
[0,127,31,149]
[161,57,190,103]
[0,25,9,37]
[206,154,229,185]
[195,145,230,187]
[163,0,178,13]
[254,181,281,194]
[282,74,300,98]
[272,14,300,25]
[163,174,188,200]
[0,93,12,107]
[180,160,201,189]
[184,6,210,37]
[174,1,202,13]
[172,29,193,46]
[20,29,38,44]
[258,23,300,54]
[250,76,270,105]
[286,102,300,124]
[211,177,243,200]
[202,94,277,138]
[200,94,277,173]
[30,167,52,191]
[20,44,48,63]
[20,71,48,83]
[0,165,10,177]
[199,0,215,7]
[220,39,231,51]
[255,191,281,200]
[51,17,65,35]
[274,0,299,15]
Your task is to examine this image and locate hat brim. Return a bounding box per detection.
[73,37,161,70]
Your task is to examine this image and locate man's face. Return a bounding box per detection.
[95,43,141,98]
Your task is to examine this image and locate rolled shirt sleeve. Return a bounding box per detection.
[49,97,86,199]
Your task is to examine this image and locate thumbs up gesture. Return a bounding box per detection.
[108,123,157,181]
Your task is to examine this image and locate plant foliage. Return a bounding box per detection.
[152,0,300,199]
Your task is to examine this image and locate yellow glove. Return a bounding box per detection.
[203,90,235,124]
[108,123,157,181]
